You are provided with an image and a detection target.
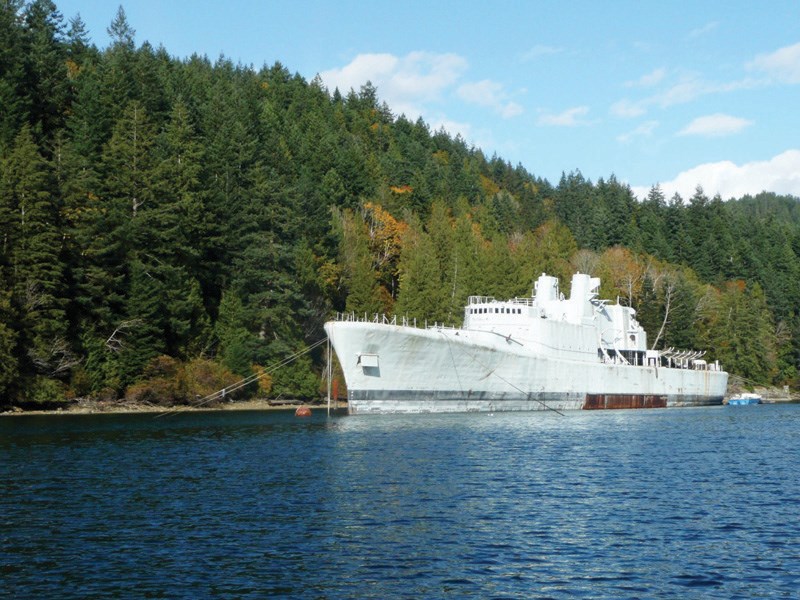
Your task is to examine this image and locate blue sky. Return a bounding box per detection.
[55,0,800,200]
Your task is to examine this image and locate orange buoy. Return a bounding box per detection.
[295,406,312,417]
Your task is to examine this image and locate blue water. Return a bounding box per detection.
[2,405,799,598]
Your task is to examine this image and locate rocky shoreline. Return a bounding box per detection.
[3,385,796,416]
[1,397,343,416]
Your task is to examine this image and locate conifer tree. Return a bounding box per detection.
[99,6,137,124]
[116,260,165,387]
[0,289,19,403]
[395,223,448,323]
[0,0,27,149]
[75,100,155,329]
[449,212,481,314]
[22,0,69,142]
[335,208,382,316]
[147,99,210,356]
[637,185,671,259]
[0,124,67,384]
[710,281,776,384]
[214,289,256,378]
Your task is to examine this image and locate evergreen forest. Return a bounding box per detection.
[2,1,799,409]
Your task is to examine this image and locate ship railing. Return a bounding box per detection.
[467,295,536,307]
[334,312,412,326]
[604,347,723,372]
[332,312,464,331]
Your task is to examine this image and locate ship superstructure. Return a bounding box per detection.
[325,273,728,414]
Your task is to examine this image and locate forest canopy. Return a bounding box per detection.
[2,1,799,409]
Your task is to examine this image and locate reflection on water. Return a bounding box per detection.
[2,405,800,598]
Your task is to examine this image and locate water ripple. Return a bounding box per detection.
[2,406,800,597]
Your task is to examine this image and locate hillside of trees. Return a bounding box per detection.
[2,1,799,409]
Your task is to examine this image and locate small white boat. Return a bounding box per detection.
[727,393,762,406]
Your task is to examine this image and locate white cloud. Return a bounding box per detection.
[688,21,718,39]
[500,102,524,119]
[616,72,758,117]
[319,53,398,94]
[457,80,523,118]
[613,73,730,119]
[611,98,646,118]
[631,149,800,200]
[617,120,658,143]
[625,68,666,88]
[427,116,473,142]
[677,113,753,137]
[746,42,800,84]
[318,51,468,119]
[537,106,589,126]
[654,76,711,107]
[521,45,563,61]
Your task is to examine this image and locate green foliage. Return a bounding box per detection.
[124,355,243,406]
[0,291,19,403]
[24,375,68,407]
[709,282,777,384]
[335,208,383,315]
[394,224,448,322]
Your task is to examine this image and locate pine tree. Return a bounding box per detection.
[22,0,69,142]
[145,100,210,356]
[74,100,155,332]
[661,273,698,350]
[0,124,67,382]
[637,185,671,259]
[0,0,27,149]
[0,289,19,404]
[99,6,137,124]
[710,281,776,384]
[449,212,481,314]
[214,289,255,378]
[116,260,165,387]
[394,223,448,322]
[335,208,382,315]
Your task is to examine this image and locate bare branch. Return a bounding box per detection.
[105,319,144,352]
[28,337,82,376]
[651,281,673,350]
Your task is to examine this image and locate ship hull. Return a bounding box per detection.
[325,321,728,415]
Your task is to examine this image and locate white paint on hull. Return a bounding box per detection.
[325,320,728,415]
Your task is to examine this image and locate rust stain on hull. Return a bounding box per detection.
[583,394,668,410]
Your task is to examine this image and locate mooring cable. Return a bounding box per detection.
[154,337,328,418]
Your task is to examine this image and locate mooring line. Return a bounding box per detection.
[453,333,565,416]
[154,337,328,418]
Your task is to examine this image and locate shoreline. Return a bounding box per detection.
[3,384,796,416]
[1,397,346,417]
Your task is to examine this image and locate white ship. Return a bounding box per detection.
[325,272,728,414]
